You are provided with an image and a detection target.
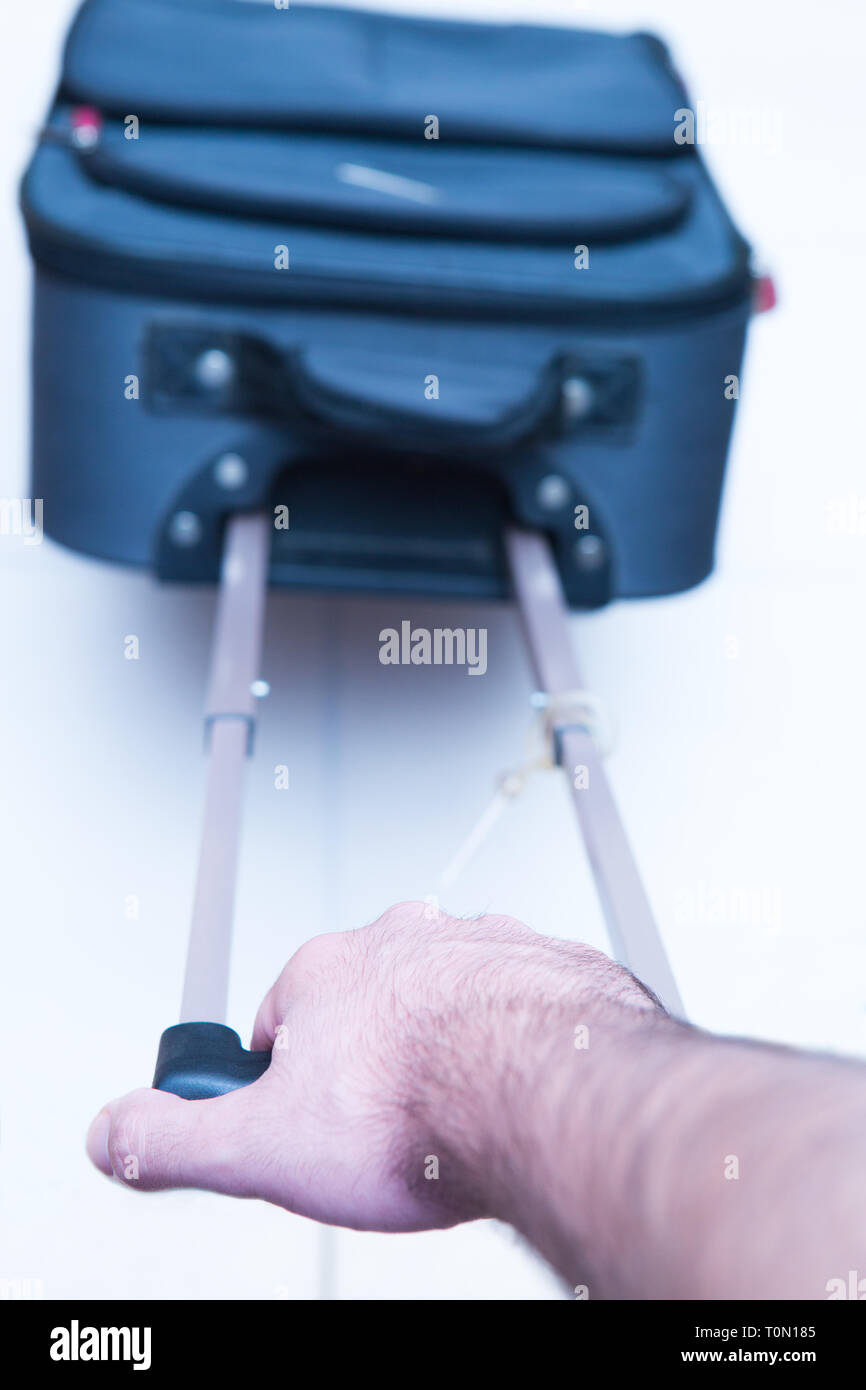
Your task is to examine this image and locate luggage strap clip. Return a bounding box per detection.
[534,688,613,764]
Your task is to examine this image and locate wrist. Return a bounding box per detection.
[482,993,680,1283]
[397,936,674,1253]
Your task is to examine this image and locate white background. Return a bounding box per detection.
[0,0,864,1300]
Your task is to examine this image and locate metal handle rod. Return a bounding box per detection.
[505,527,684,1017]
[179,512,271,1024]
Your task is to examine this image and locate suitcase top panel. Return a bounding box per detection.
[22,2,751,320]
[62,0,687,154]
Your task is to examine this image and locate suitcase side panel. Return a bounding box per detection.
[31,269,749,603]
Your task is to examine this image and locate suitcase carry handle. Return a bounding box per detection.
[279,344,573,451]
[146,324,618,453]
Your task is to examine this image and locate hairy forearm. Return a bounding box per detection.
[413,981,866,1299]
[91,904,866,1298]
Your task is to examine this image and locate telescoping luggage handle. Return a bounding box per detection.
[505,529,683,1015]
[154,512,683,1100]
[153,512,272,1098]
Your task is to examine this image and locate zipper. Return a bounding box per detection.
[23,198,753,327]
[78,138,691,247]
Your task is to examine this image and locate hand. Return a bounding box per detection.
[86,901,659,1232]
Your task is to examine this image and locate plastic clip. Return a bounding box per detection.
[534,689,612,765]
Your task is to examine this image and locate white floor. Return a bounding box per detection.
[1,0,864,1300]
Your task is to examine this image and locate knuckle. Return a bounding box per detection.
[283,931,350,988]
[362,900,443,945]
[374,900,432,929]
[106,1098,151,1186]
[452,911,537,942]
[106,1090,188,1190]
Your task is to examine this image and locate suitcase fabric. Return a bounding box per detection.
[21,0,754,606]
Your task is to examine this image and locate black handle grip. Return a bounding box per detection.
[153,1022,272,1099]
[144,324,582,455]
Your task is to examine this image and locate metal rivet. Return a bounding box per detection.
[561,376,595,422]
[573,534,606,572]
[194,348,235,391]
[535,473,571,512]
[213,453,248,490]
[71,124,100,150]
[168,510,203,547]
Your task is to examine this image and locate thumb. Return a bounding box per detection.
[86,1083,279,1197]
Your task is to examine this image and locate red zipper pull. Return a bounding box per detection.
[69,105,103,149]
[753,273,777,314]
